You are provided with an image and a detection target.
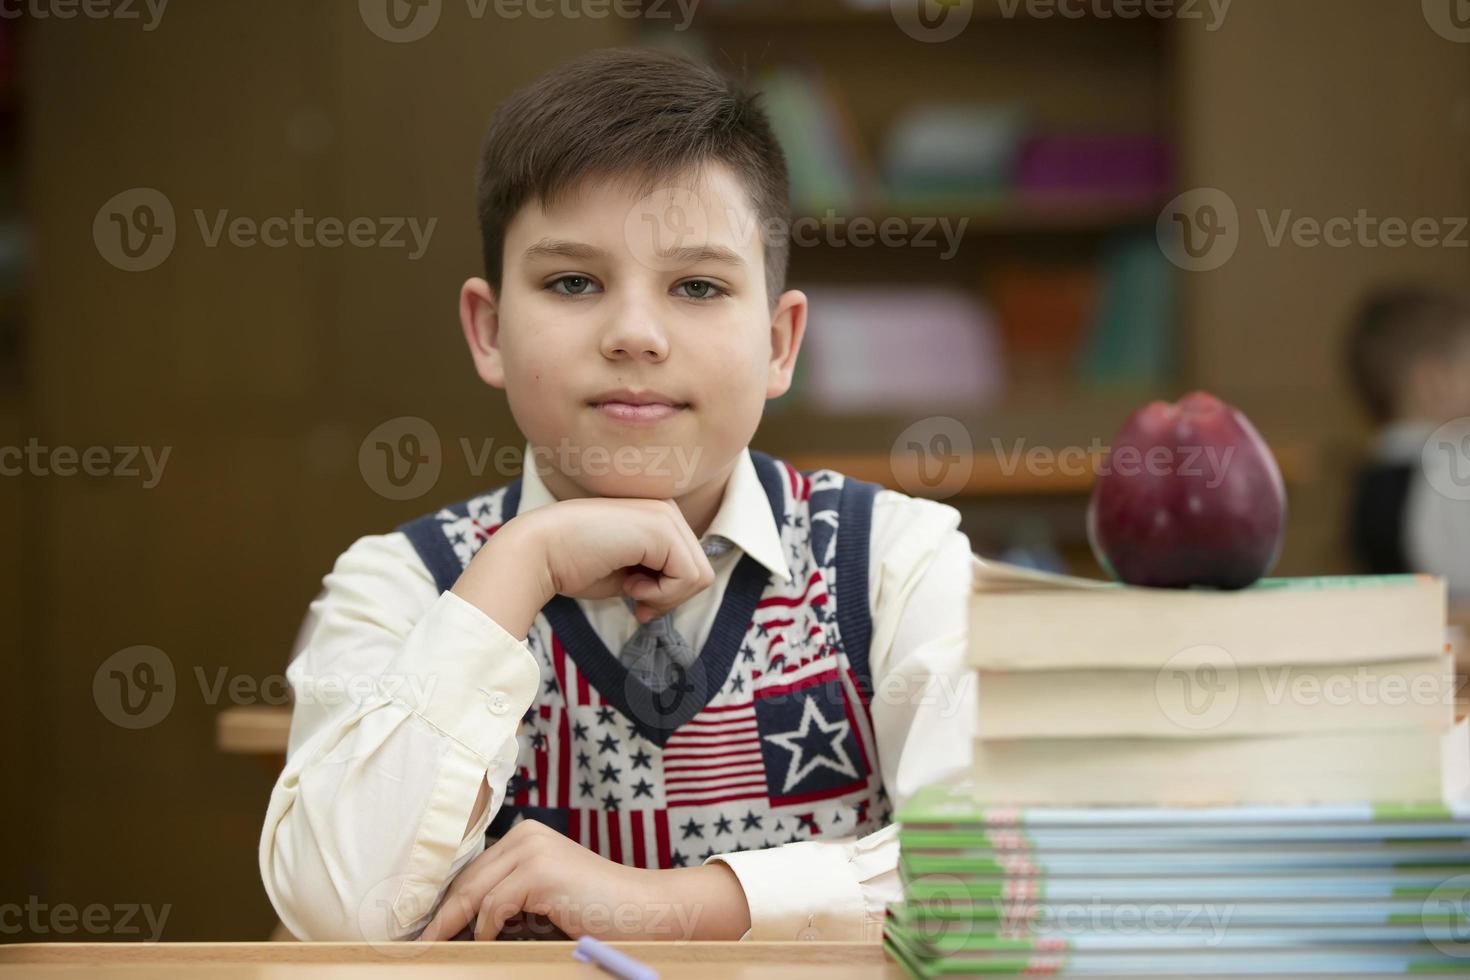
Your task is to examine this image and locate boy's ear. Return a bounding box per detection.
[459,277,506,389]
[766,288,807,400]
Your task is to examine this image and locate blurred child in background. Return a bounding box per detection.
[1345,287,1470,596]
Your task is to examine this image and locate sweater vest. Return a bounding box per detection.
[398,449,892,868]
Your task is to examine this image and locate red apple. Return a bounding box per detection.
[1087,391,1286,589]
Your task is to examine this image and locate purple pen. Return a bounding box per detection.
[572,935,660,980]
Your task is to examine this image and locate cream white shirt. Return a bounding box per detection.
[259,444,975,942]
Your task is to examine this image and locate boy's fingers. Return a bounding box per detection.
[418,890,477,942]
[656,506,711,600]
[474,870,532,941]
[624,519,691,615]
[419,848,518,941]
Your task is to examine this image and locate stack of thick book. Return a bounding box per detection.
[884,559,1470,977]
[968,558,1461,806]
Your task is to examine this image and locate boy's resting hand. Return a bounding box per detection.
[415,819,751,941]
[451,497,716,640]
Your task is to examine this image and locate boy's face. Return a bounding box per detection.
[1405,333,1470,423]
[460,162,806,502]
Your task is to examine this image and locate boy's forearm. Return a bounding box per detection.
[450,518,553,641]
[669,864,752,940]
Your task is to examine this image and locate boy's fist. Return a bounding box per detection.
[451,498,715,640]
[521,498,716,620]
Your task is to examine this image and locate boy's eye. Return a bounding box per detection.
[674,279,727,301]
[545,275,726,301]
[547,275,600,296]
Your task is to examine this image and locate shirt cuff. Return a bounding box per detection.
[379,588,541,762]
[705,839,872,941]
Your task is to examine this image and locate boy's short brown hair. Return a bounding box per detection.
[1345,286,1470,423]
[475,47,791,306]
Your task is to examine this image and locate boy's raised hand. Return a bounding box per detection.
[451,497,716,640]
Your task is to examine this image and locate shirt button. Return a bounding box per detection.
[487,691,511,715]
[797,926,821,941]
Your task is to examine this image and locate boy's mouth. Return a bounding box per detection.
[589,401,688,424]
[587,388,690,424]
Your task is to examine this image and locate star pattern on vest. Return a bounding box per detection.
[631,778,654,799]
[713,815,732,835]
[506,768,536,798]
[763,695,860,794]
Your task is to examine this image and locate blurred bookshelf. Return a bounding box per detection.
[634,0,1184,571]
[787,443,1316,499]
[683,0,1174,26]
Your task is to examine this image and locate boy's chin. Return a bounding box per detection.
[579,472,700,500]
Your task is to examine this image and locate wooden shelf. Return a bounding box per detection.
[787,444,1316,499]
[793,191,1166,235]
[216,705,291,756]
[682,0,1171,28]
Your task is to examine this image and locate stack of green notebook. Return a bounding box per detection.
[886,780,1470,977]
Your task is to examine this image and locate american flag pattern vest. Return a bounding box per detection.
[398,449,892,868]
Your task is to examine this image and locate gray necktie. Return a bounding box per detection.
[619,534,735,693]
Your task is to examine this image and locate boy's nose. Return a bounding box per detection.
[600,303,670,362]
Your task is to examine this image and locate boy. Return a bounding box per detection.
[1345,286,1470,594]
[259,47,974,943]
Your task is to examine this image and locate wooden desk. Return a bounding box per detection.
[0,941,897,978]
